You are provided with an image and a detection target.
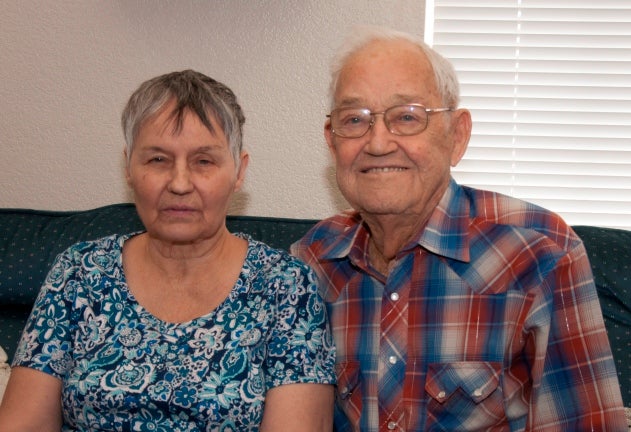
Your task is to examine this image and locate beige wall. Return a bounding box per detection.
[0,1,425,219]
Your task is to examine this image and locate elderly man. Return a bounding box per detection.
[292,26,626,431]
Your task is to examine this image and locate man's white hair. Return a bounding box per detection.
[328,25,460,109]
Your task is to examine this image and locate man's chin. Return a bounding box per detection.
[355,199,408,216]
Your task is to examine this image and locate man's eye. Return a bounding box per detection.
[341,115,367,126]
[396,113,422,123]
[149,156,165,163]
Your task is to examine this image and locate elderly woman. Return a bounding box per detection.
[0,70,336,431]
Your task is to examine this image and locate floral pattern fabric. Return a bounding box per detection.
[13,233,336,431]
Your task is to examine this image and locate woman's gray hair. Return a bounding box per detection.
[122,70,245,168]
[328,25,460,109]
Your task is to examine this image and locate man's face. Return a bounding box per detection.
[326,40,468,219]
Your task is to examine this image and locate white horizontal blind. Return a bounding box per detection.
[426,0,631,230]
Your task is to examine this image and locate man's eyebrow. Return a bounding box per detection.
[335,97,364,107]
[390,94,422,104]
[335,94,424,108]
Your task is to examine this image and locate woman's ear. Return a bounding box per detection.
[123,149,132,186]
[234,151,249,192]
[450,108,472,167]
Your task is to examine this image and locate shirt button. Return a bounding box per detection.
[387,421,397,430]
[390,292,399,301]
[388,356,397,364]
[438,390,446,399]
[473,388,483,397]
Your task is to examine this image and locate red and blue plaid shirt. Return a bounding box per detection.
[292,179,626,432]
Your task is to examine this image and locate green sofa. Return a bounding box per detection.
[1,203,630,409]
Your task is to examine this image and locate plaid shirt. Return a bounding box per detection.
[291,179,626,432]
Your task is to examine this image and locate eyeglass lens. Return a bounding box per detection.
[330,105,430,138]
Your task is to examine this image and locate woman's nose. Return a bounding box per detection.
[167,164,194,194]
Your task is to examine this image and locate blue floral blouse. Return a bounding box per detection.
[13,233,336,431]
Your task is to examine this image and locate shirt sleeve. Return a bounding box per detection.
[12,245,80,379]
[262,256,336,389]
[528,239,627,430]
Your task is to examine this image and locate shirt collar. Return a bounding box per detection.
[318,211,368,260]
[319,178,471,263]
[419,178,471,262]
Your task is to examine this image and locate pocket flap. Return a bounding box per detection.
[425,362,501,403]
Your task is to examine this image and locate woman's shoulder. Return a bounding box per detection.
[69,231,139,249]
[236,234,316,295]
[240,234,309,270]
[53,232,140,265]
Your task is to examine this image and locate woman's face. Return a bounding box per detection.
[126,101,248,246]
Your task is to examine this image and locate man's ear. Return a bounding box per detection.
[450,108,472,167]
[324,120,337,160]
[234,151,249,192]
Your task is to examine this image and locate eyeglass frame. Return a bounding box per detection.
[326,103,454,139]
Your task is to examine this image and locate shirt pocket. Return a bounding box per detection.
[425,362,507,430]
[335,361,362,428]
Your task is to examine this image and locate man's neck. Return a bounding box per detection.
[362,212,429,275]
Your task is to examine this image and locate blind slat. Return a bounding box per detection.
[430,1,631,229]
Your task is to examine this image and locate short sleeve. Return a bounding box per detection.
[263,257,336,389]
[12,246,79,378]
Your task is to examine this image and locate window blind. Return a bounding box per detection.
[426,0,631,230]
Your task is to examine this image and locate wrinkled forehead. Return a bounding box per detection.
[334,39,439,107]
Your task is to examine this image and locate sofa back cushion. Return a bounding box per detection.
[1,205,628,408]
[572,225,631,407]
[0,204,320,304]
[0,204,145,305]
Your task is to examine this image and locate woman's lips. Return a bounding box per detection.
[161,206,197,216]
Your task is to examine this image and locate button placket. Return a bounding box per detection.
[379,262,410,432]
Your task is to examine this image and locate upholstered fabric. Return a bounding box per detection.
[0,205,628,411]
[573,225,631,407]
[0,204,145,304]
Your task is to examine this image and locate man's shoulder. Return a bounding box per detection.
[291,210,362,259]
[462,185,581,249]
[299,210,361,242]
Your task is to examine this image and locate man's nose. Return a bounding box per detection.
[363,114,397,154]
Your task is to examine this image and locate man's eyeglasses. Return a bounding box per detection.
[327,104,454,139]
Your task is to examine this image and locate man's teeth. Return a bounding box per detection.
[365,167,405,173]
